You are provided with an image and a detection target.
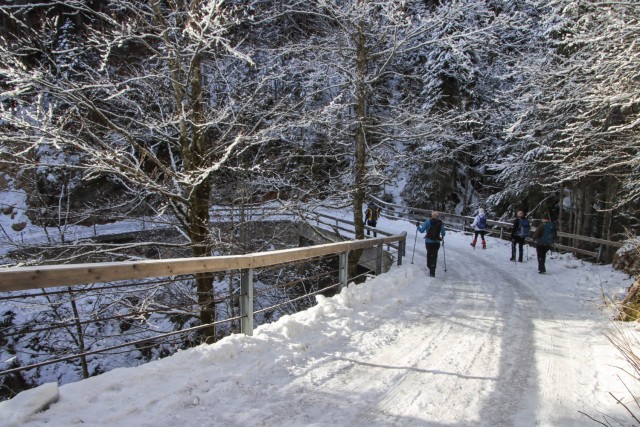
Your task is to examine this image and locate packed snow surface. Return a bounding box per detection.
[1,215,637,426]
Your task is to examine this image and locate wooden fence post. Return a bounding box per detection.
[398,231,406,266]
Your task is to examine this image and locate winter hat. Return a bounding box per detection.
[542,213,551,220]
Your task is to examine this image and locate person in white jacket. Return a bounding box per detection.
[470,208,488,249]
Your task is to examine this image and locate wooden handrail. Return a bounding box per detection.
[0,234,406,292]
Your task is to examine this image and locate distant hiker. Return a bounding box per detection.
[416,211,446,277]
[470,208,488,249]
[364,202,381,237]
[510,211,529,262]
[532,214,556,274]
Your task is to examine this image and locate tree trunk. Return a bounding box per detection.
[568,185,574,236]
[182,47,216,343]
[349,13,369,278]
[69,290,89,379]
[190,182,215,343]
[581,182,594,238]
[150,1,216,341]
[575,182,585,248]
[558,185,564,246]
[604,177,618,261]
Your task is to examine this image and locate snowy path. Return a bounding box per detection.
[3,218,636,427]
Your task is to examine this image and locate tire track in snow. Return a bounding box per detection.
[444,237,588,426]
[282,232,612,426]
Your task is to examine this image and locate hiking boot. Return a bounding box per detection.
[482,241,486,250]
[510,257,515,261]
[470,240,476,248]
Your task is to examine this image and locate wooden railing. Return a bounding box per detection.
[0,227,406,382]
[0,233,407,305]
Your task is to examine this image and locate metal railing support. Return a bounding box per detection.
[339,252,348,291]
[240,268,254,336]
[375,244,383,275]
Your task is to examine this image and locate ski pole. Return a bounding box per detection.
[442,239,447,272]
[411,227,418,264]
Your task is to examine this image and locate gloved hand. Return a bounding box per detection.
[416,220,421,227]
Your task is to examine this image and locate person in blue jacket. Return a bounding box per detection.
[532,214,556,274]
[416,211,446,277]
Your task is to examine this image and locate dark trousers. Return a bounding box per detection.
[511,236,524,261]
[425,242,441,276]
[473,230,486,241]
[366,220,377,237]
[536,245,551,273]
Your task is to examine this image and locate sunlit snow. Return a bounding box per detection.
[0,214,637,427]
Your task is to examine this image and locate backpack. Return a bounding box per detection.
[540,222,555,246]
[427,218,442,241]
[372,207,380,221]
[477,215,486,230]
[365,205,379,221]
[516,218,530,238]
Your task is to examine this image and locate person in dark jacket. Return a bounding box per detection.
[416,211,446,277]
[364,203,381,237]
[532,214,556,274]
[510,210,527,262]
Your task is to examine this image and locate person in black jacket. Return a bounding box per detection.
[510,211,528,262]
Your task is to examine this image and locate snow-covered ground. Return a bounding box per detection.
[1,214,638,427]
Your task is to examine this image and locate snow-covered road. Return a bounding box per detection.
[2,217,636,426]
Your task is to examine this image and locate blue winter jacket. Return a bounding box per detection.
[417,218,446,243]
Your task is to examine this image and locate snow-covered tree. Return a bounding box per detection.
[0,0,294,342]
[265,0,502,270]
[502,0,640,238]
[400,0,551,216]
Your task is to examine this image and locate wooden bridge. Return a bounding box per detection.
[0,200,625,398]
[0,210,406,390]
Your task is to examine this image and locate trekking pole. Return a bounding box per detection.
[411,227,418,264]
[442,240,447,272]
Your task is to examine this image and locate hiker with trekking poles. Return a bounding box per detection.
[416,211,446,278]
